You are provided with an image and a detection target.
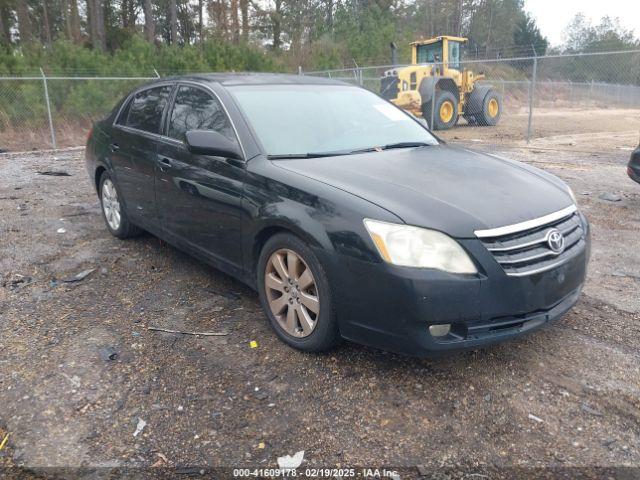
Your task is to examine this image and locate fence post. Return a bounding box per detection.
[526,55,537,143]
[40,68,57,150]
[430,74,436,130]
[298,66,303,75]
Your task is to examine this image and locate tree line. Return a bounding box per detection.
[0,0,637,73]
[0,0,551,70]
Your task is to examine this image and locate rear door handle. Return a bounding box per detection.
[109,143,120,152]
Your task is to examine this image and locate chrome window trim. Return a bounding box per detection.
[170,81,247,160]
[111,80,247,161]
[114,124,183,146]
[474,204,577,239]
[112,81,176,131]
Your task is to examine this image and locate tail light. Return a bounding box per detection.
[86,126,93,144]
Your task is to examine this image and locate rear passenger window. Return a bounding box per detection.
[121,85,172,134]
[168,85,235,143]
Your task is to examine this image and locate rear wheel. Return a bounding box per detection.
[99,171,142,239]
[422,90,459,130]
[257,233,340,352]
[477,89,502,126]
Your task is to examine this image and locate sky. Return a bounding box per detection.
[524,0,640,46]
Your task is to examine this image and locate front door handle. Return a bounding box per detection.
[158,157,173,171]
[109,143,120,152]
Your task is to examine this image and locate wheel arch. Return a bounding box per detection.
[250,220,328,280]
[418,76,459,105]
[94,165,107,193]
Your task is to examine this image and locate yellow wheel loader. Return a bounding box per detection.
[380,36,502,130]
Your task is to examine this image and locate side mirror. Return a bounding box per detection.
[185,130,243,160]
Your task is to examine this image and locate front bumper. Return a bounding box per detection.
[319,219,590,357]
[628,160,640,184]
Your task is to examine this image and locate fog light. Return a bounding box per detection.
[429,324,451,337]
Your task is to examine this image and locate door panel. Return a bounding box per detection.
[112,84,173,227]
[108,127,139,220]
[125,131,158,226]
[156,141,245,268]
[155,84,245,269]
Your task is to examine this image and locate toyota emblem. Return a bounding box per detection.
[546,228,565,254]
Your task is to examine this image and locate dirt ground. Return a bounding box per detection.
[1,109,639,478]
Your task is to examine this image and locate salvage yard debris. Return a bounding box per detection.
[133,418,147,437]
[37,170,71,177]
[61,268,96,283]
[598,192,622,202]
[277,450,304,470]
[528,413,544,423]
[98,346,118,361]
[0,432,9,452]
[3,274,32,290]
[147,326,228,336]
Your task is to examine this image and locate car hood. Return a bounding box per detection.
[273,144,574,238]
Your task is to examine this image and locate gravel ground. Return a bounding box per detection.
[1,120,639,478]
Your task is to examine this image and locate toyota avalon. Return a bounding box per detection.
[85,74,590,356]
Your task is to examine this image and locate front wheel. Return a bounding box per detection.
[422,90,459,130]
[257,233,340,352]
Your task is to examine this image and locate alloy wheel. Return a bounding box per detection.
[264,248,319,338]
[101,178,121,231]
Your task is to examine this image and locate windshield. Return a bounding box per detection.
[228,84,438,157]
[416,41,442,63]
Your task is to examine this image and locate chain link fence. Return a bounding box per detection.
[304,49,640,148]
[0,50,639,151]
[0,72,156,151]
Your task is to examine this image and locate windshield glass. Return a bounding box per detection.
[228,84,438,157]
[416,41,442,63]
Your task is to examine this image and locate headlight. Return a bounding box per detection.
[363,219,477,274]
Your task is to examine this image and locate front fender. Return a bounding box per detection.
[242,156,402,285]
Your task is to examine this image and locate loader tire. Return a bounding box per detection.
[422,90,458,131]
[477,89,502,126]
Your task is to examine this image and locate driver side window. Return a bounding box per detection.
[168,85,235,143]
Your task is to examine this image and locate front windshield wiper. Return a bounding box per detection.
[381,141,433,150]
[348,141,433,155]
[268,142,433,160]
[267,151,352,160]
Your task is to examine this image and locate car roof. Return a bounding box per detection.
[148,72,350,87]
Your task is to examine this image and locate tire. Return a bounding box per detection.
[257,233,340,352]
[422,90,459,130]
[98,171,143,239]
[477,89,502,126]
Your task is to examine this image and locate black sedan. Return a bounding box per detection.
[85,73,590,356]
[628,142,640,184]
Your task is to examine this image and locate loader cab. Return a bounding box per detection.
[411,36,466,75]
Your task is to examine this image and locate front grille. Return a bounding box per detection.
[476,207,586,277]
[380,76,399,100]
